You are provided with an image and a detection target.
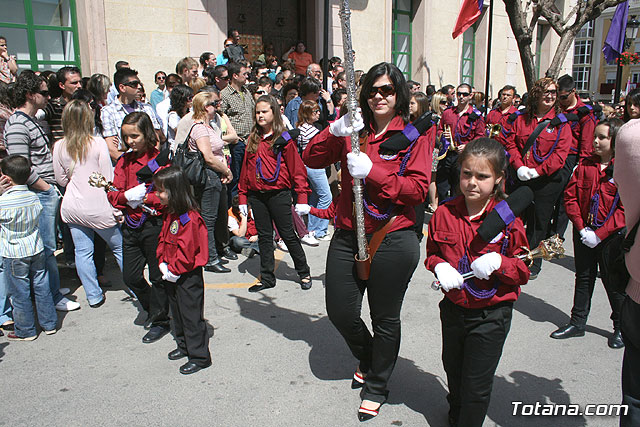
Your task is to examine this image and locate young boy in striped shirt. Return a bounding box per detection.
[0,155,57,340]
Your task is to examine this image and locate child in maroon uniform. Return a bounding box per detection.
[154,166,211,374]
[426,138,530,427]
[238,95,311,292]
[550,118,626,348]
[107,112,169,343]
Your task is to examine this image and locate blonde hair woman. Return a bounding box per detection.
[52,100,123,308]
[188,91,233,272]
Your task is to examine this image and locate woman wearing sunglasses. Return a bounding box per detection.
[303,62,433,421]
[498,77,572,279]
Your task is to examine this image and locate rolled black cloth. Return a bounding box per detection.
[380,111,437,151]
[136,148,171,183]
[477,186,534,242]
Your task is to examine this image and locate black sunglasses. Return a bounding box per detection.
[156,76,166,81]
[544,89,557,97]
[122,80,141,88]
[256,90,267,95]
[207,100,221,107]
[368,84,395,99]
[558,90,573,100]
[457,91,470,97]
[37,89,50,97]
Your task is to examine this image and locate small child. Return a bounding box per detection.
[227,195,259,258]
[153,166,211,375]
[551,118,626,348]
[0,155,58,340]
[426,138,530,427]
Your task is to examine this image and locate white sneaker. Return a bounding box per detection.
[59,287,71,296]
[44,329,57,335]
[276,239,288,252]
[55,297,80,312]
[301,234,319,246]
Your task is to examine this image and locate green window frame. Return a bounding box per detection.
[0,0,81,72]
[392,0,412,79]
[535,25,544,79]
[461,24,476,86]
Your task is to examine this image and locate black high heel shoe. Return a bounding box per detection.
[358,400,383,422]
[351,370,365,389]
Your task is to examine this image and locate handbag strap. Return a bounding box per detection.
[180,123,199,151]
[520,119,550,157]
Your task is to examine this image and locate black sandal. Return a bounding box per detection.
[300,276,312,290]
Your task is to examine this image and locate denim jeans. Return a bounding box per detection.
[34,185,63,304]
[0,255,13,325]
[306,166,331,238]
[200,169,222,265]
[69,224,123,305]
[229,235,260,253]
[228,140,246,203]
[4,252,57,337]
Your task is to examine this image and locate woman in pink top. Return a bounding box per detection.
[53,100,123,308]
[188,92,233,273]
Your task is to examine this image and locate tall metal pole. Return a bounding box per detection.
[483,0,494,115]
[614,53,624,104]
[322,0,330,91]
[338,0,368,263]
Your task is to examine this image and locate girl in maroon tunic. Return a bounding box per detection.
[237,95,311,292]
[551,118,626,347]
[426,138,530,427]
[154,166,211,374]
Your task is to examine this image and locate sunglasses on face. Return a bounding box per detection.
[558,91,573,100]
[123,80,141,88]
[544,89,557,97]
[439,100,447,105]
[457,91,470,97]
[156,76,166,81]
[256,90,267,95]
[37,90,49,97]
[368,84,395,98]
[313,109,321,113]
[207,100,221,107]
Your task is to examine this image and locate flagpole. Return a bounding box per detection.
[483,0,494,116]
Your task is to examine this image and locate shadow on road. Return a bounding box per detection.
[488,370,587,426]
[233,294,451,424]
[0,342,7,362]
[515,291,612,339]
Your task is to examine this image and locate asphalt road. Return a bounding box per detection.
[0,225,625,427]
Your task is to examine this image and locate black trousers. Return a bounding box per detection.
[325,228,419,403]
[518,169,566,273]
[248,189,310,286]
[550,154,577,238]
[436,150,460,202]
[166,267,211,366]
[200,169,222,265]
[621,295,640,427]
[122,217,169,326]
[440,298,513,427]
[570,227,626,329]
[413,201,426,242]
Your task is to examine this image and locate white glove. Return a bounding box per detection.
[528,168,540,180]
[163,269,181,283]
[434,262,464,292]
[295,203,311,216]
[329,109,364,137]
[580,227,601,248]
[239,204,248,217]
[127,199,142,209]
[470,252,502,280]
[517,166,531,182]
[346,152,373,179]
[125,184,147,203]
[158,262,169,277]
